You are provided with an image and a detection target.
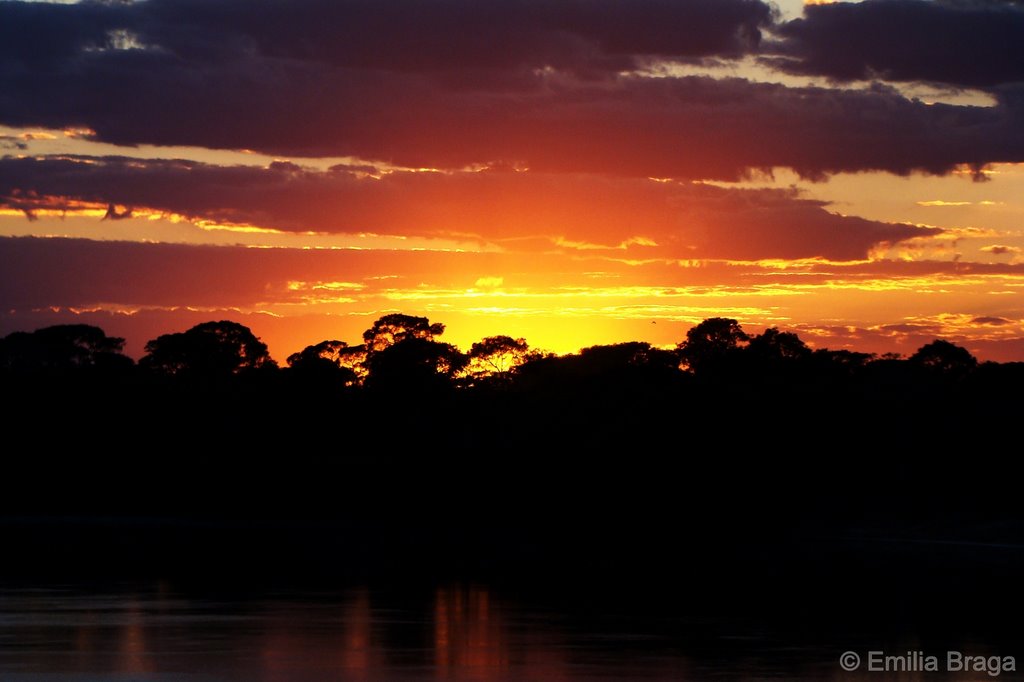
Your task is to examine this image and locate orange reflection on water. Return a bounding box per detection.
[434,585,573,680]
[435,586,509,680]
[340,588,384,678]
[117,599,152,674]
[258,590,386,680]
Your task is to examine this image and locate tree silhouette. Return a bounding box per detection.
[910,339,977,378]
[578,342,679,373]
[747,327,811,363]
[678,318,749,373]
[140,320,276,376]
[513,342,681,396]
[2,314,1019,433]
[359,314,464,390]
[463,335,536,384]
[0,324,130,372]
[813,348,873,371]
[362,314,445,353]
[286,340,362,386]
[364,336,466,390]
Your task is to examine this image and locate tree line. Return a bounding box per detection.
[0,313,1007,389]
[3,312,1020,522]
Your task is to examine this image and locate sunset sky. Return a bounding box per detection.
[2,0,1023,361]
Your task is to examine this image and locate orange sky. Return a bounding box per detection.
[1,0,1023,362]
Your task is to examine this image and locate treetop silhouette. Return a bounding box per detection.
[1,314,1001,396]
[0,324,130,372]
[747,327,811,363]
[463,336,538,385]
[140,320,276,376]
[677,317,749,373]
[911,339,979,377]
[362,314,445,353]
[287,339,362,386]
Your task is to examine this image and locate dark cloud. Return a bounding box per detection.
[0,156,939,261]
[877,322,943,335]
[137,0,774,72]
[0,235,571,310]
[4,235,1024,314]
[0,1,119,65]
[971,315,1013,325]
[0,1,1022,178]
[771,0,1024,89]
[0,0,772,76]
[981,244,1022,255]
[0,237,273,310]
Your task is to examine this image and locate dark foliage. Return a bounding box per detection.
[286,339,361,389]
[139,320,276,376]
[2,314,1012,407]
[3,313,1015,456]
[0,323,130,373]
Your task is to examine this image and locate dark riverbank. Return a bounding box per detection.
[5,449,1024,635]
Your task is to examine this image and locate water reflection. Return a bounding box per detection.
[117,598,150,675]
[435,586,509,678]
[341,589,383,677]
[0,583,1008,681]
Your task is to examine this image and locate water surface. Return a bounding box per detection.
[3,582,1014,681]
